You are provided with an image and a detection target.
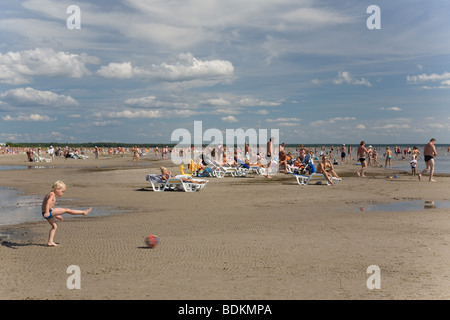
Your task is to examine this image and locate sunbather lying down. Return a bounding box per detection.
[160,167,206,184]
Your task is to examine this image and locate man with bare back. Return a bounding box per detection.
[418,138,438,182]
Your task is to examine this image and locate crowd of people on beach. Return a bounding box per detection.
[1,140,447,183]
[2,139,446,247]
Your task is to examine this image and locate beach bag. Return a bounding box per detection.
[198,167,212,177]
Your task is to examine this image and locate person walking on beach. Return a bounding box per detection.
[42,180,91,247]
[340,144,346,163]
[48,145,55,162]
[265,137,274,178]
[410,154,418,177]
[385,147,393,168]
[356,141,369,177]
[418,138,438,182]
[132,146,140,163]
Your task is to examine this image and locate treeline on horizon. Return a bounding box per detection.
[3,142,448,149]
[3,142,174,148]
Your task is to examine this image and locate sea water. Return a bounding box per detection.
[365,200,450,212]
[390,154,450,174]
[0,187,123,226]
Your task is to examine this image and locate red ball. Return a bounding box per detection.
[145,234,159,248]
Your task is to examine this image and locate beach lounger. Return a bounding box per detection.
[146,174,167,192]
[164,176,208,192]
[33,154,52,162]
[294,173,341,186]
[189,159,224,178]
[204,157,238,177]
[247,165,265,175]
[146,174,208,192]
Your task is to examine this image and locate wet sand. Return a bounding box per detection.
[1,152,450,300]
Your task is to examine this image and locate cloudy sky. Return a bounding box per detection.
[1,0,449,144]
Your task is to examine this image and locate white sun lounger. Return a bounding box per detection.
[146,174,208,192]
[248,166,265,175]
[146,174,168,192]
[295,173,341,186]
[164,176,208,192]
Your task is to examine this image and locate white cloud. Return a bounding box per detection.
[253,110,269,115]
[0,87,78,107]
[406,72,450,83]
[97,53,234,83]
[0,48,99,85]
[96,109,164,119]
[124,96,157,107]
[93,120,122,127]
[356,124,366,130]
[281,7,354,27]
[238,98,282,107]
[310,117,356,127]
[333,71,372,87]
[206,98,231,106]
[380,107,402,111]
[221,115,238,123]
[97,62,134,80]
[2,114,55,121]
[94,107,200,120]
[407,71,450,89]
[210,108,241,115]
[267,117,301,123]
[0,133,27,141]
[379,124,411,130]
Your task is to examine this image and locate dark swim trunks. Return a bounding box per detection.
[359,157,366,162]
[424,155,433,162]
[42,208,54,220]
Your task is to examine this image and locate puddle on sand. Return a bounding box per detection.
[0,187,124,226]
[360,200,450,212]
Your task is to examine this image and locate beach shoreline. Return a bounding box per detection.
[1,152,450,300]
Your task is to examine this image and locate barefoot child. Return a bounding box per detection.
[42,180,91,247]
[410,155,418,177]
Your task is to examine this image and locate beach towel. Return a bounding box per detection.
[198,167,212,177]
[146,174,165,183]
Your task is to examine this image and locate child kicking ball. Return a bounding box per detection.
[42,180,91,247]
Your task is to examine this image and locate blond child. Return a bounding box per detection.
[410,155,418,176]
[42,180,91,247]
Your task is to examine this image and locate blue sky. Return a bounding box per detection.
[0,0,449,144]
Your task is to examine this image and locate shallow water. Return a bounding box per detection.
[364,200,450,212]
[390,155,450,174]
[0,187,123,226]
[0,165,50,171]
[0,162,152,171]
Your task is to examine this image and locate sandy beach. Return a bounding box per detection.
[1,152,450,300]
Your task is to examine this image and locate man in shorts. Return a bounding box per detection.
[418,138,437,182]
[356,141,369,178]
